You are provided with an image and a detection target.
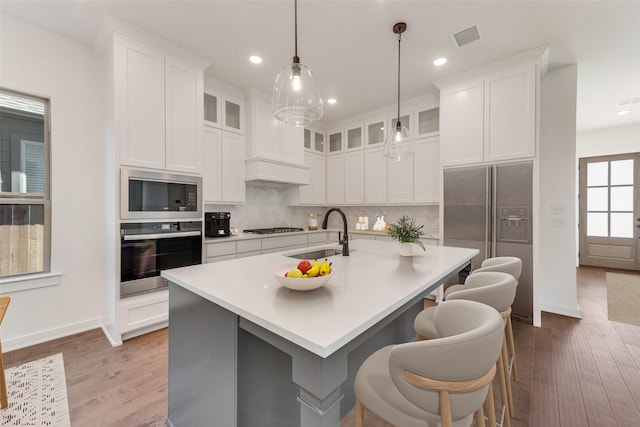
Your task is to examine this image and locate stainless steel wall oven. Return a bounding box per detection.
[120,221,202,298]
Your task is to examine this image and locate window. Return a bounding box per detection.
[0,88,51,278]
[586,159,634,238]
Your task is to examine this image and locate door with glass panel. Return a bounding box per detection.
[579,153,639,270]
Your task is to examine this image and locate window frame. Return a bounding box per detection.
[0,87,52,279]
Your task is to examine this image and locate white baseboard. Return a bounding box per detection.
[101,324,123,347]
[3,317,102,352]
[540,302,583,319]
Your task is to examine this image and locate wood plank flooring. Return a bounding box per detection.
[2,266,640,426]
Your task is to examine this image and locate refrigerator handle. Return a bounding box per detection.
[491,165,498,257]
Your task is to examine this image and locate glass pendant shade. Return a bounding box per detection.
[272,61,323,126]
[384,123,413,161]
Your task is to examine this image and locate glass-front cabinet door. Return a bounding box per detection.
[346,124,364,151]
[304,128,325,153]
[415,106,439,138]
[204,92,219,127]
[304,128,312,150]
[221,94,244,134]
[365,117,386,148]
[328,130,343,153]
[314,131,325,153]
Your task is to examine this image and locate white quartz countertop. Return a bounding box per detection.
[162,240,475,358]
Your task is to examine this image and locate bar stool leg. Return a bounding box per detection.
[496,349,511,427]
[502,339,515,418]
[485,381,496,427]
[506,315,519,382]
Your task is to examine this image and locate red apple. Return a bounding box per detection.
[297,260,312,274]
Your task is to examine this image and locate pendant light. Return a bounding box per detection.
[272,0,323,127]
[384,22,413,161]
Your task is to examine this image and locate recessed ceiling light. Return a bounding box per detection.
[433,57,447,66]
[616,110,631,115]
[249,55,262,64]
[327,98,337,104]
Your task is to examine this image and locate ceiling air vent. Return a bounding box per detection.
[452,25,482,48]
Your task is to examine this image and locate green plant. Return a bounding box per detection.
[387,215,426,251]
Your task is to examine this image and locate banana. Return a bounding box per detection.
[307,260,320,277]
[319,258,331,276]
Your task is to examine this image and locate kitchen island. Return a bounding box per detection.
[162,239,477,427]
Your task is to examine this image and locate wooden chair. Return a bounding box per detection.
[473,257,522,385]
[414,271,518,426]
[355,300,505,427]
[1,296,10,409]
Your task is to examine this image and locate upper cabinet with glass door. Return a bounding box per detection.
[204,91,220,128]
[328,129,343,154]
[204,88,244,134]
[304,127,325,154]
[365,117,386,148]
[415,106,439,139]
[345,123,364,151]
[222,94,244,134]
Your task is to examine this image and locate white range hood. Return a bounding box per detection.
[244,91,310,186]
[244,157,310,185]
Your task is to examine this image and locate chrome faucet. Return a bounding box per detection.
[321,208,349,256]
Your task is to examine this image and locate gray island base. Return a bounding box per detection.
[163,240,478,427]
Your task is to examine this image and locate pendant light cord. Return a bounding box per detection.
[396,32,402,129]
[293,0,299,64]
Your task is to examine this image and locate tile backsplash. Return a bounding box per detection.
[205,184,439,236]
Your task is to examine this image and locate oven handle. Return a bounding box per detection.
[123,231,202,241]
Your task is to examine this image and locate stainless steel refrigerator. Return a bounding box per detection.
[443,161,533,322]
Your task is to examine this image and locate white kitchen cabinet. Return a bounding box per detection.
[344,151,365,204]
[364,147,387,204]
[119,290,169,337]
[165,58,203,173]
[483,63,536,162]
[415,106,439,139]
[261,235,308,254]
[116,35,203,173]
[326,154,345,205]
[221,132,246,203]
[116,37,166,170]
[440,79,485,167]
[202,127,246,204]
[346,123,364,151]
[304,127,325,154]
[328,130,343,154]
[298,152,326,205]
[203,127,222,202]
[221,94,244,134]
[413,138,441,204]
[365,117,386,148]
[204,91,220,127]
[387,154,413,204]
[437,51,541,167]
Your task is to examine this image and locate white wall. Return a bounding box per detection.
[576,123,640,158]
[0,14,105,351]
[535,64,581,325]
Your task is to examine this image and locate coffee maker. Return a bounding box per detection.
[205,212,231,237]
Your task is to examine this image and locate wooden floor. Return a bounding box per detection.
[3,266,640,426]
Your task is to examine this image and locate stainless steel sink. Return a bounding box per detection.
[286,248,344,260]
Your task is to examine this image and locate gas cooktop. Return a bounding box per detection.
[243,227,305,235]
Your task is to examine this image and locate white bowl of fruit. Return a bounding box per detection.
[273,259,333,291]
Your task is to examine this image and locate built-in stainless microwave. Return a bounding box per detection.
[120,168,202,220]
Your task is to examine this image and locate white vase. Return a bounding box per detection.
[399,242,413,257]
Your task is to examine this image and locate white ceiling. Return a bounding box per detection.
[2,0,639,131]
